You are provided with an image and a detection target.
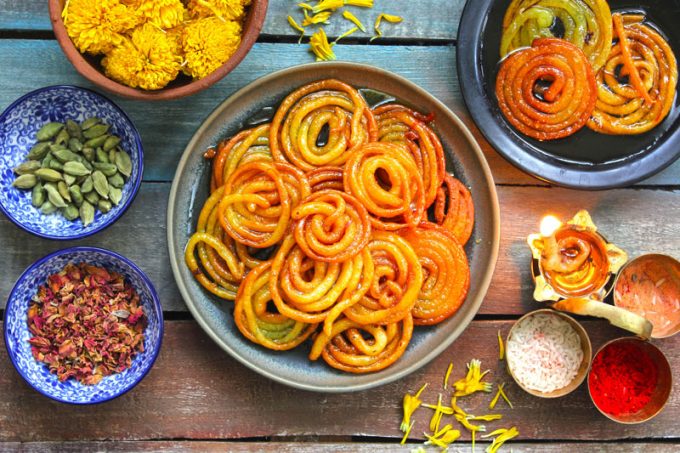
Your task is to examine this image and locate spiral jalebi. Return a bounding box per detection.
[186,79,476,374]
[400,224,470,325]
[588,13,678,135]
[344,142,426,230]
[344,231,423,326]
[501,0,613,71]
[496,38,597,141]
[374,104,445,206]
[308,313,414,373]
[292,190,372,263]
[219,160,311,248]
[270,79,378,171]
[270,235,375,335]
[434,173,475,246]
[210,124,272,192]
[234,261,318,350]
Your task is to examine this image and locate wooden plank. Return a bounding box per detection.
[0,39,678,186]
[2,184,678,315]
[0,0,463,40]
[1,441,678,452]
[0,320,679,442]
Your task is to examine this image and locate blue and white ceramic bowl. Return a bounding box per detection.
[4,247,163,404]
[0,85,143,240]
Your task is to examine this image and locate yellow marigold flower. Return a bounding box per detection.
[188,0,251,21]
[182,16,242,80]
[309,28,336,61]
[102,23,182,90]
[138,0,186,29]
[302,10,332,26]
[453,359,492,397]
[400,383,427,432]
[63,0,138,54]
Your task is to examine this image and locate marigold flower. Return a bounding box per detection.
[188,0,251,21]
[453,359,493,397]
[400,383,427,432]
[63,0,139,54]
[139,0,187,29]
[182,16,242,80]
[309,28,336,61]
[102,23,182,90]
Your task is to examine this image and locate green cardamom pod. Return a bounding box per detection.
[42,153,53,168]
[62,204,80,221]
[68,137,83,153]
[98,199,112,214]
[69,185,84,207]
[84,135,107,148]
[109,186,123,206]
[52,148,81,163]
[12,174,38,189]
[84,191,99,205]
[92,171,109,199]
[64,174,76,186]
[93,162,118,177]
[54,128,70,146]
[80,158,94,171]
[80,175,94,194]
[32,182,45,208]
[108,173,125,188]
[44,183,67,208]
[103,136,121,152]
[63,161,92,177]
[13,160,41,175]
[114,151,133,178]
[35,168,63,182]
[66,119,82,139]
[57,181,72,202]
[48,160,64,171]
[83,123,110,139]
[40,201,57,215]
[27,142,51,160]
[80,117,100,130]
[96,148,110,163]
[36,122,64,141]
[79,201,95,226]
[82,147,95,162]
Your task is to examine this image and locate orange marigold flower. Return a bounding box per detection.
[102,23,183,90]
[182,16,242,80]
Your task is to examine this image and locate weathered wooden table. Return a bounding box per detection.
[1,1,679,451]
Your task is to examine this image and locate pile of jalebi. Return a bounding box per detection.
[186,79,474,373]
[497,1,678,140]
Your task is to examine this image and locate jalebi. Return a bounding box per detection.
[501,0,613,71]
[210,124,271,192]
[588,13,678,135]
[434,173,475,245]
[374,104,445,206]
[219,160,311,248]
[400,224,470,325]
[496,37,597,141]
[344,142,426,230]
[234,261,318,350]
[270,79,378,170]
[307,166,345,192]
[309,313,414,373]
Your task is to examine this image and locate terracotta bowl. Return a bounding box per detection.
[47,0,269,101]
[588,337,672,424]
[506,309,592,398]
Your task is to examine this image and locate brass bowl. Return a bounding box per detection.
[48,0,269,101]
[613,254,680,339]
[588,337,672,424]
[506,309,592,398]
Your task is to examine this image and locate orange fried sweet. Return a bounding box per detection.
[496,37,597,141]
[434,173,475,246]
[588,14,678,135]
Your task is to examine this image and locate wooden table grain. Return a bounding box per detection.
[0,1,679,452]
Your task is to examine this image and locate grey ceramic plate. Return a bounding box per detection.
[167,62,500,392]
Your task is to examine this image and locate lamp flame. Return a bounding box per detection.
[540,215,562,238]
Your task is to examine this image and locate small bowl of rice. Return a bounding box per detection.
[506,309,592,398]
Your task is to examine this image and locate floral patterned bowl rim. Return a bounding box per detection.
[0,85,144,240]
[3,246,163,405]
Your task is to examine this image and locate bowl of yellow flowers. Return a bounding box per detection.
[48,0,269,101]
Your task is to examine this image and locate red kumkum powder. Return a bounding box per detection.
[589,341,658,416]
[27,263,146,385]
